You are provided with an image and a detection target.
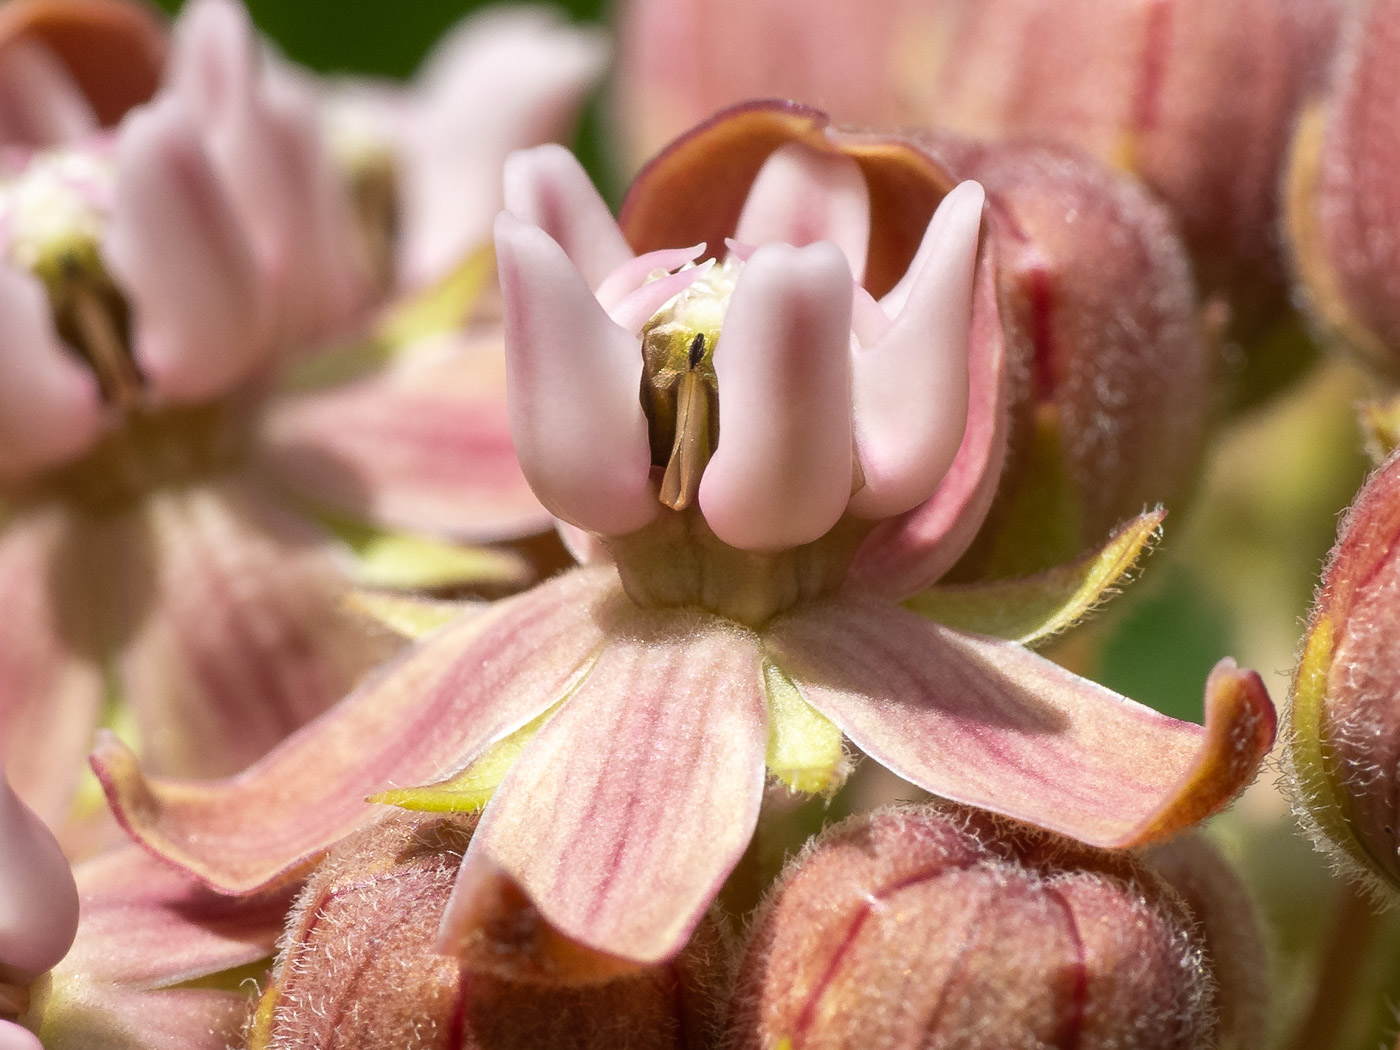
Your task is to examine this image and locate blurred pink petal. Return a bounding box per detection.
[449,613,766,964]
[849,180,982,519]
[699,241,854,551]
[106,97,266,403]
[0,509,103,826]
[261,328,549,542]
[0,763,77,980]
[0,264,103,481]
[109,477,396,779]
[398,7,608,285]
[0,38,95,146]
[767,596,1276,847]
[93,567,617,894]
[496,212,657,535]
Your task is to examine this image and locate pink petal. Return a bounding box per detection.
[106,98,266,404]
[496,211,657,536]
[733,141,871,283]
[0,1023,39,1050]
[444,612,766,965]
[399,9,609,285]
[261,328,550,542]
[62,846,287,987]
[168,0,369,348]
[502,144,633,288]
[93,566,619,894]
[36,984,254,1050]
[0,264,102,482]
[593,244,706,311]
[0,38,96,146]
[606,261,712,334]
[846,243,1010,597]
[767,596,1275,847]
[110,476,399,779]
[0,508,104,826]
[849,181,984,519]
[699,241,853,551]
[0,763,77,980]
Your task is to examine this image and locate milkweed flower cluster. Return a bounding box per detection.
[11,0,1400,1047]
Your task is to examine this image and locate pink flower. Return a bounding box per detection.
[318,6,608,291]
[0,763,79,1050]
[95,104,1274,976]
[0,0,547,828]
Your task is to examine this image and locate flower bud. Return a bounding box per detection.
[1288,0,1400,378]
[251,813,730,1050]
[932,137,1209,578]
[729,804,1220,1050]
[1289,449,1400,892]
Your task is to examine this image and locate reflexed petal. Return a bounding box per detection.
[110,477,399,779]
[699,241,853,551]
[61,847,287,987]
[502,144,633,288]
[444,610,766,965]
[0,265,102,482]
[36,983,254,1050]
[261,328,549,542]
[905,508,1164,646]
[849,181,983,519]
[496,212,657,535]
[767,597,1275,848]
[734,141,871,282]
[0,38,95,146]
[0,764,77,980]
[0,508,103,826]
[0,0,166,127]
[846,243,1010,596]
[93,567,620,894]
[400,11,609,285]
[106,98,267,404]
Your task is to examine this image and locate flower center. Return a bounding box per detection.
[0,145,144,409]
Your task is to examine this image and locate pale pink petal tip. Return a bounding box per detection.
[496,212,657,536]
[0,265,101,481]
[594,244,706,310]
[0,39,97,147]
[502,145,633,288]
[107,99,266,404]
[700,241,854,551]
[607,261,713,334]
[850,180,984,519]
[734,142,871,283]
[0,765,79,980]
[0,1021,41,1050]
[167,0,258,119]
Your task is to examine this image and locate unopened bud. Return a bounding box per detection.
[251,814,730,1050]
[729,805,1220,1050]
[1289,449,1400,892]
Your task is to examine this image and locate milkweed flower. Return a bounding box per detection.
[95,103,1274,976]
[318,6,608,293]
[0,0,547,826]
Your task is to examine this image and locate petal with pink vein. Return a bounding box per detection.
[92,566,621,895]
[766,595,1274,848]
[0,507,103,826]
[261,328,549,542]
[109,476,398,781]
[446,609,767,966]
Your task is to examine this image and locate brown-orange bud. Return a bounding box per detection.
[249,814,731,1050]
[729,805,1225,1050]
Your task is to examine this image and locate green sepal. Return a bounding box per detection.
[906,507,1165,647]
[764,661,847,795]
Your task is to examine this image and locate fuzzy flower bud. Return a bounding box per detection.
[250,814,731,1050]
[1289,449,1400,892]
[729,805,1223,1050]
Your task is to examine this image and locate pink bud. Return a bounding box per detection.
[730,805,1218,1050]
[252,813,730,1050]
